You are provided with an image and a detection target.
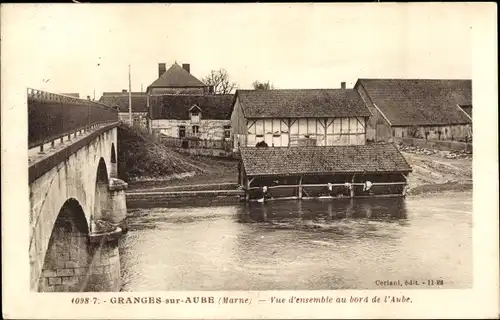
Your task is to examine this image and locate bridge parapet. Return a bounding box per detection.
[28,88,118,151]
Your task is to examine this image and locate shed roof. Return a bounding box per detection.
[240,144,412,176]
[149,63,207,88]
[98,93,148,113]
[356,79,472,126]
[235,89,371,118]
[151,94,234,120]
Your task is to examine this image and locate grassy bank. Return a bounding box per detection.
[118,124,238,186]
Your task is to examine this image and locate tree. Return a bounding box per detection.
[252,80,274,90]
[202,69,238,94]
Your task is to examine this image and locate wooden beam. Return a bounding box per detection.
[247,119,257,132]
[401,173,408,196]
[302,187,310,197]
[248,176,255,187]
[323,118,328,146]
[246,182,407,191]
[298,176,303,199]
[351,174,356,198]
[245,177,250,202]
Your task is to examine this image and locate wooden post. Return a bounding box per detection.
[245,176,252,202]
[237,162,241,185]
[401,173,408,197]
[298,176,303,199]
[350,174,355,198]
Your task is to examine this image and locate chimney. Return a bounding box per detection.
[158,63,166,77]
[87,95,91,100]
[182,63,190,73]
[122,89,127,93]
[341,82,346,90]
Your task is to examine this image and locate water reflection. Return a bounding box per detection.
[120,193,472,291]
[237,197,408,224]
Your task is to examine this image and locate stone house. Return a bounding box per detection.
[354,79,472,142]
[230,83,371,149]
[146,62,212,95]
[149,94,234,140]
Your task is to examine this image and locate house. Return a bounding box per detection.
[230,83,371,149]
[146,62,212,95]
[354,79,472,142]
[149,94,234,140]
[238,143,412,201]
[98,90,148,126]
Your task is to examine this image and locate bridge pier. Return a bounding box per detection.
[85,223,122,292]
[84,177,128,291]
[103,178,129,233]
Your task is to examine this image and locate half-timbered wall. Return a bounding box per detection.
[245,117,366,147]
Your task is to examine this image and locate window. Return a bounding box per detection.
[223,125,231,138]
[192,125,199,134]
[190,107,201,123]
[179,125,186,138]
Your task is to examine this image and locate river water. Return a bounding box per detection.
[119,191,472,291]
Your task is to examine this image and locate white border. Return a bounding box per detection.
[1,3,498,319]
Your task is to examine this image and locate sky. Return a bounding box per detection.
[2,3,474,99]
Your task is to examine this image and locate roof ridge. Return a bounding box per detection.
[237,88,355,91]
[359,78,472,81]
[149,63,207,88]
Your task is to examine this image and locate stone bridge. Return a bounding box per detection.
[28,89,128,292]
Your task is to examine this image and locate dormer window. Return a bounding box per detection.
[189,105,202,123]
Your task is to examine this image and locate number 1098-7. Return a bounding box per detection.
[71,297,98,304]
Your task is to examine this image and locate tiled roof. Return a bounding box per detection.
[459,105,472,118]
[62,93,80,98]
[151,94,235,120]
[98,93,148,113]
[356,79,472,126]
[102,91,144,96]
[240,144,412,176]
[235,89,371,118]
[149,63,207,88]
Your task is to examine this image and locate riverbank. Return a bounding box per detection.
[400,149,472,194]
[126,148,471,191]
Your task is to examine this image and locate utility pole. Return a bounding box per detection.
[128,64,132,126]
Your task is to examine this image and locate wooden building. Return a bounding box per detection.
[238,144,412,201]
[230,84,371,150]
[354,79,472,142]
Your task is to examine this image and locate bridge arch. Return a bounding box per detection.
[39,198,90,292]
[110,143,117,177]
[93,157,109,227]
